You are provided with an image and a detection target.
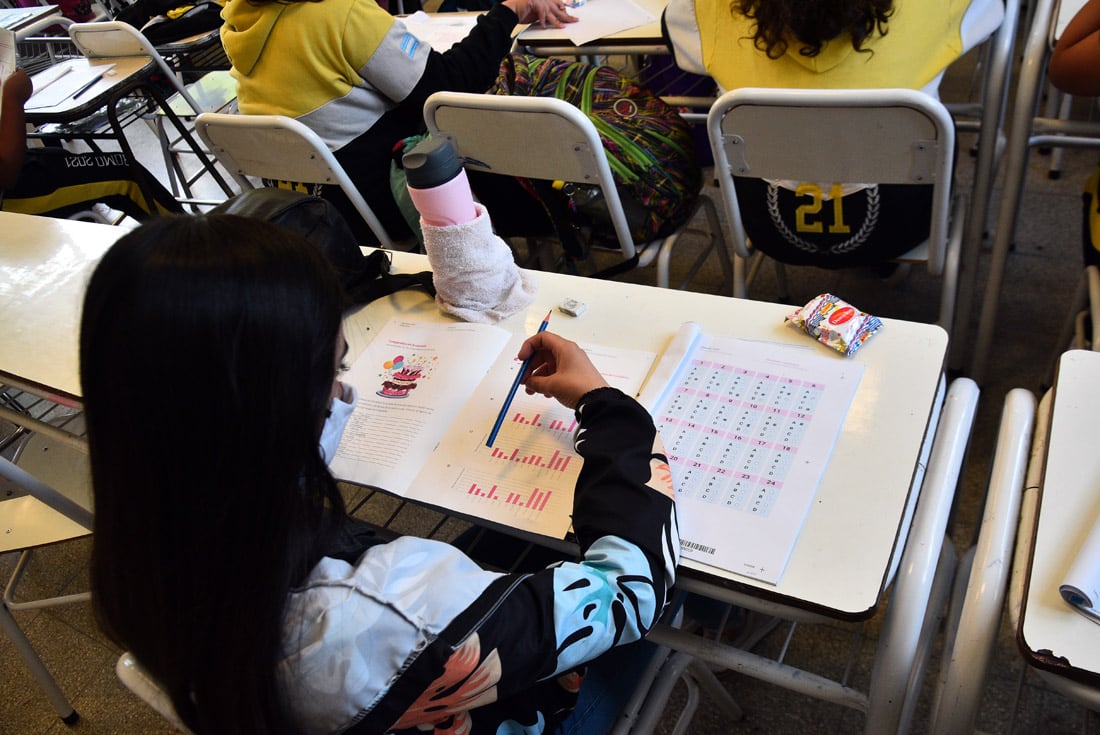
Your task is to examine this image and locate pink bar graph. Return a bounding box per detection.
[467,482,500,500]
[491,488,550,512]
[548,417,578,433]
[489,446,573,473]
[511,412,543,427]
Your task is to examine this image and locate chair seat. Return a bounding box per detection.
[159,70,237,117]
[0,496,90,552]
[1,433,92,553]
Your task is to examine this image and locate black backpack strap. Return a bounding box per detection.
[342,249,436,306]
[527,178,588,264]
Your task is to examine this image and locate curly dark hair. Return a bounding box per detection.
[735,0,894,59]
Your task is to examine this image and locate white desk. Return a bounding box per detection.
[1,211,962,732]
[1017,350,1100,691]
[0,5,58,33]
[357,250,949,620]
[0,212,114,402]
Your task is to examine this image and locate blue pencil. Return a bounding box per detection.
[487,310,551,447]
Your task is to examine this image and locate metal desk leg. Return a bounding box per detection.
[969,0,1055,383]
[104,78,235,205]
[0,603,77,724]
[865,377,979,733]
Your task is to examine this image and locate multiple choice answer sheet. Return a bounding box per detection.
[637,322,864,584]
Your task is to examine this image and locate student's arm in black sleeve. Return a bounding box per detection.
[571,387,679,580]
[407,3,519,107]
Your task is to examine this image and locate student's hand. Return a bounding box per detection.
[502,0,577,29]
[518,331,609,409]
[3,69,33,108]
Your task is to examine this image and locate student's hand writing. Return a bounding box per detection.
[502,0,577,29]
[518,331,609,409]
[4,69,33,108]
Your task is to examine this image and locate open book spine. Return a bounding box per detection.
[636,321,701,414]
[1060,510,1100,625]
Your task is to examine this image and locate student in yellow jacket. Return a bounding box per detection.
[221,0,573,245]
[662,0,1003,268]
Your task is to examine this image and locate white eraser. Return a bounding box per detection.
[558,298,587,317]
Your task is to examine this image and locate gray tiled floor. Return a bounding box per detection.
[5,41,1100,735]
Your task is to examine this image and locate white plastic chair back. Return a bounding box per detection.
[68,20,201,114]
[708,87,963,331]
[195,112,395,249]
[423,91,638,260]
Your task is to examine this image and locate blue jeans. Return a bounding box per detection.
[556,640,660,735]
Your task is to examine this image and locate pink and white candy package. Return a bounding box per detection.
[785,293,883,357]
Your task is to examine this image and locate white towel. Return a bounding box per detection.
[421,202,538,323]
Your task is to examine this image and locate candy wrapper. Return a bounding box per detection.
[786,293,883,357]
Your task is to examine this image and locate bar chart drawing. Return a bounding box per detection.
[548,417,578,434]
[464,481,553,513]
[511,411,544,428]
[489,446,572,473]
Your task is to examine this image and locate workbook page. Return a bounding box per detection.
[330,318,510,495]
[407,339,656,538]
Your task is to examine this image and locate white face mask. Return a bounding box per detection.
[319,383,358,464]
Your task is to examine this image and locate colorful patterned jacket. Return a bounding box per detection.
[279,387,680,734]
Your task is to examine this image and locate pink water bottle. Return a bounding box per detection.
[403,138,478,227]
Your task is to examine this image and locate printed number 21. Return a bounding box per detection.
[795,183,850,234]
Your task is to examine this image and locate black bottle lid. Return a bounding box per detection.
[403,138,463,189]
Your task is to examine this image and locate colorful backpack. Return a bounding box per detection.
[489,54,702,261]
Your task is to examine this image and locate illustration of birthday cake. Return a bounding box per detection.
[377,365,422,399]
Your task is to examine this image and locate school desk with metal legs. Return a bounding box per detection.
[1009,350,1100,710]
[0,211,970,732]
[22,54,234,209]
[341,251,973,734]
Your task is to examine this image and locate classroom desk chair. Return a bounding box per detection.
[422,91,731,290]
[708,87,966,336]
[928,387,1036,734]
[0,402,93,726]
[195,112,398,250]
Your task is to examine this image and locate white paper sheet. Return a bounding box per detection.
[641,322,864,585]
[0,28,14,82]
[25,62,115,110]
[522,0,655,46]
[403,11,480,52]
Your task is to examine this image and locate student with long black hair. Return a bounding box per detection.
[81,213,679,734]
